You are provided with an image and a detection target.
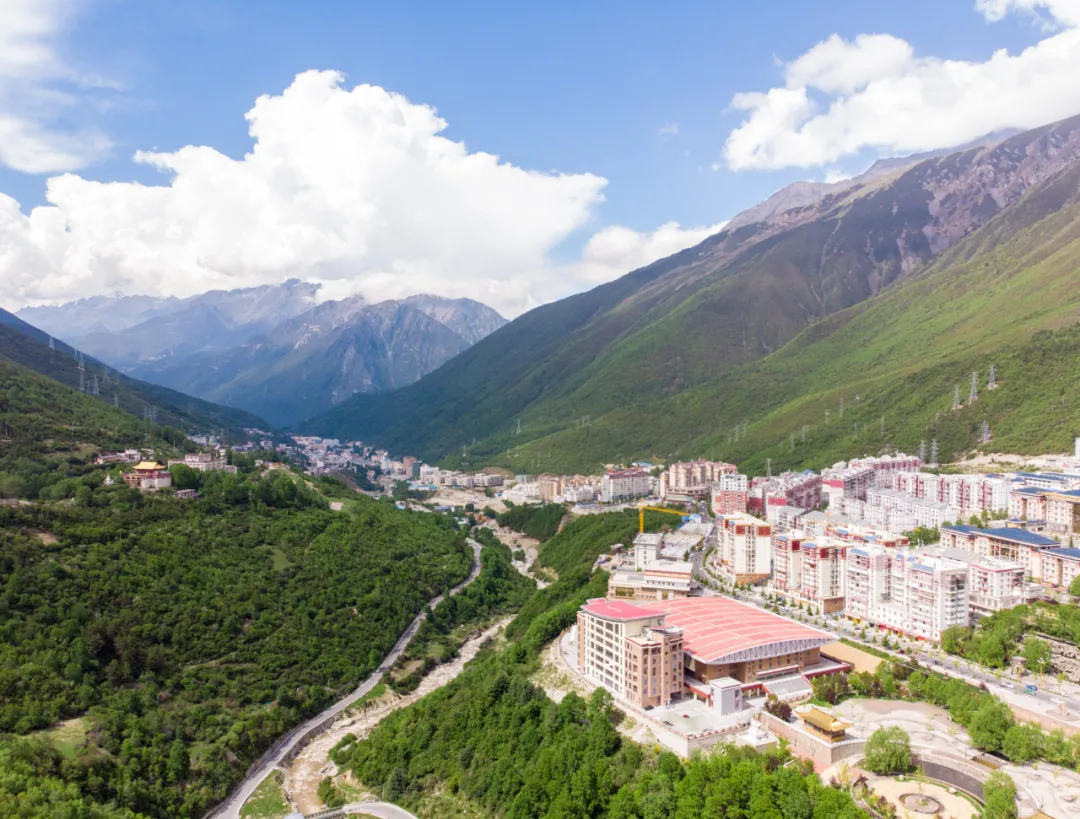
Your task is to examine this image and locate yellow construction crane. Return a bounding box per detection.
[638,504,690,533]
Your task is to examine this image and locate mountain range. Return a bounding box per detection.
[302,113,1080,472]
[17,283,507,427]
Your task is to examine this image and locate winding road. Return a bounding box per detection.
[205,538,483,819]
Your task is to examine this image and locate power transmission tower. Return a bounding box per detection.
[953,385,961,411]
[969,372,979,404]
[981,420,992,444]
[741,419,748,437]
[801,425,808,443]
[114,394,119,408]
[48,335,55,351]
[91,375,99,396]
[930,438,939,466]
[766,458,772,479]
[988,365,997,390]
[733,425,739,443]
[516,418,521,436]
[919,440,926,463]
[79,368,85,393]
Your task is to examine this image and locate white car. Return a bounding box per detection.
[1001,682,1015,690]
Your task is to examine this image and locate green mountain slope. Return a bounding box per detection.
[306,115,1080,466]
[0,357,193,498]
[492,160,1080,473]
[0,308,272,438]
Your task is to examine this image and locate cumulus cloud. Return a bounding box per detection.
[0,0,113,173]
[722,0,1080,171]
[658,122,680,137]
[0,71,722,317]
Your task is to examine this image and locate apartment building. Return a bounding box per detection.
[821,463,876,505]
[844,546,969,641]
[1009,486,1051,522]
[1040,547,1080,589]
[750,471,822,516]
[865,487,960,529]
[714,512,772,584]
[602,468,652,503]
[711,472,749,515]
[608,560,694,600]
[576,599,684,709]
[771,534,847,613]
[939,548,1029,620]
[940,525,1060,580]
[884,472,1010,517]
[660,459,736,500]
[1046,489,1080,537]
[850,453,922,485]
[167,452,238,473]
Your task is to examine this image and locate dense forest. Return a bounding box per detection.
[0,470,474,818]
[335,511,866,819]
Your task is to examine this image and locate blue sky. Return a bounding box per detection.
[1,0,1076,314]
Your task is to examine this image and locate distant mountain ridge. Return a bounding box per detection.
[18,282,507,427]
[301,113,1080,470]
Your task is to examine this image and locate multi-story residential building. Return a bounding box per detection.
[714,512,772,584]
[501,481,542,504]
[1040,547,1080,589]
[939,548,1029,620]
[538,474,563,502]
[1045,489,1080,537]
[884,472,1010,518]
[844,546,969,641]
[865,487,960,529]
[750,471,822,516]
[771,505,807,532]
[711,472,749,515]
[660,460,737,500]
[940,525,1060,580]
[821,463,877,505]
[602,468,651,503]
[167,452,238,473]
[1009,486,1051,522]
[850,453,922,485]
[1013,471,1080,491]
[771,534,847,613]
[576,599,684,709]
[608,560,694,600]
[473,473,505,487]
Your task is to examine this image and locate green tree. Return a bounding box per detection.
[1070,574,1080,598]
[982,771,1018,819]
[167,737,189,784]
[1021,637,1052,674]
[1002,723,1044,764]
[968,700,1015,752]
[940,625,971,655]
[862,726,912,774]
[383,767,407,802]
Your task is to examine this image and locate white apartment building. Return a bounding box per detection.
[845,546,969,642]
[883,472,1010,518]
[771,534,847,613]
[713,513,772,584]
[821,463,877,505]
[711,472,749,515]
[839,497,917,533]
[501,482,542,504]
[865,487,959,529]
[602,468,651,503]
[564,485,599,503]
[939,548,1028,619]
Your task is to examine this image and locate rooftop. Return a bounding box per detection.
[582,598,666,621]
[632,597,834,665]
[798,706,851,733]
[1045,547,1080,561]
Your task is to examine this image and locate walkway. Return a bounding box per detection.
[204,539,483,819]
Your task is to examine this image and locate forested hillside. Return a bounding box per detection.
[0,473,475,817]
[0,309,271,439]
[0,358,194,499]
[334,509,865,819]
[306,115,1080,470]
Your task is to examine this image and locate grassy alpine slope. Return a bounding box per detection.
[306,117,1080,471]
[470,159,1080,473]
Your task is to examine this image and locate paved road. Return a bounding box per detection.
[339,802,418,819]
[205,539,483,819]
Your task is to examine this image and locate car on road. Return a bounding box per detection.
[1001,682,1015,690]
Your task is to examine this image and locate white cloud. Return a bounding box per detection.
[722,0,1080,171]
[0,0,113,173]
[0,70,723,318]
[658,122,680,137]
